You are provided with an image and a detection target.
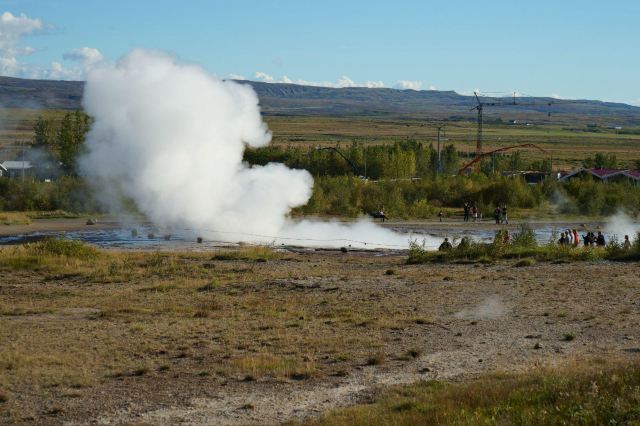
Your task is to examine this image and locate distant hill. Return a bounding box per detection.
[1,75,639,124]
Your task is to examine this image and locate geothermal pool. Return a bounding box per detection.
[1,221,623,251]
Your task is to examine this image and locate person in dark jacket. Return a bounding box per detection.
[501,205,509,224]
[438,238,453,251]
[596,231,606,246]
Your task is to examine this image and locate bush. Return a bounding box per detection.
[27,238,100,260]
[512,224,537,248]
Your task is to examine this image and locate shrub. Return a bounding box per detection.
[26,238,99,260]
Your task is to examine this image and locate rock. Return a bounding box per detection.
[534,342,542,350]
[86,218,97,225]
[419,367,431,374]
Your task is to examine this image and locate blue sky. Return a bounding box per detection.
[2,0,639,104]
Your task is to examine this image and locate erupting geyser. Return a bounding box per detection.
[80,49,421,249]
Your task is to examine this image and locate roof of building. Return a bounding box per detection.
[623,170,640,179]
[1,161,33,170]
[560,168,629,181]
[589,168,625,178]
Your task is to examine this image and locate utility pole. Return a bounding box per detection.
[364,146,367,179]
[436,125,445,174]
[21,142,25,184]
[473,92,484,157]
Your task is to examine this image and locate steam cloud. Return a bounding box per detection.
[80,49,419,249]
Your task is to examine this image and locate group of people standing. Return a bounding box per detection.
[559,229,633,249]
[462,203,508,225]
[558,229,586,246]
[462,203,477,222]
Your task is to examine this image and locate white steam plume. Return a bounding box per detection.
[605,211,640,241]
[80,49,419,249]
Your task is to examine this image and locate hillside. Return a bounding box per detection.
[1,75,640,124]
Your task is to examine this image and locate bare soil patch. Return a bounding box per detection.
[0,245,638,425]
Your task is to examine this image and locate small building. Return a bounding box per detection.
[1,161,34,179]
[0,163,6,177]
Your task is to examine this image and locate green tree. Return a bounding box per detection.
[57,111,90,175]
[33,116,56,147]
[583,153,617,169]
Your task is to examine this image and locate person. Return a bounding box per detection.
[566,229,573,245]
[438,211,444,222]
[438,237,452,251]
[472,205,478,223]
[458,236,470,250]
[501,205,509,225]
[371,206,387,222]
[559,232,567,245]
[596,231,606,246]
[572,229,580,247]
[623,235,632,250]
[494,207,501,224]
[463,203,470,222]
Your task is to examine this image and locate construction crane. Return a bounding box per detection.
[471,92,553,156]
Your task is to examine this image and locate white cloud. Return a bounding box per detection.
[0,11,43,76]
[63,47,103,68]
[0,11,102,80]
[252,72,386,89]
[394,80,423,90]
[254,71,275,83]
[364,80,385,88]
[228,73,245,80]
[550,93,566,100]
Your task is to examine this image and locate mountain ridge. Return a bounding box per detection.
[1,75,639,124]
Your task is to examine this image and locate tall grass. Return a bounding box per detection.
[306,360,640,426]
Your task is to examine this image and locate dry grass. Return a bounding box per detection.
[0,239,639,423]
[0,241,416,421]
[0,212,32,226]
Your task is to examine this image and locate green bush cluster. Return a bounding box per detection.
[244,140,459,179]
[296,174,640,218]
[0,177,100,213]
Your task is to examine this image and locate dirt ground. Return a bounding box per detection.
[0,225,639,425]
